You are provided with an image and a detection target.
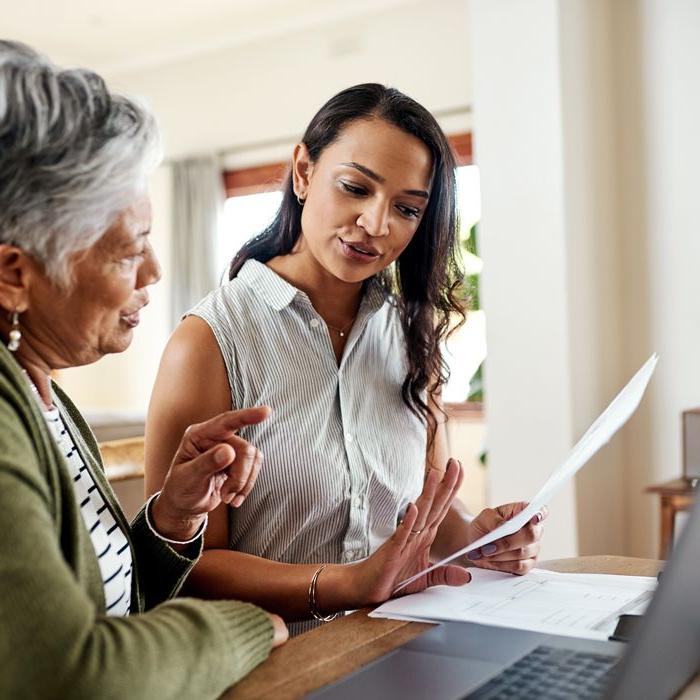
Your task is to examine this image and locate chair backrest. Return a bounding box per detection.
[98,437,145,483]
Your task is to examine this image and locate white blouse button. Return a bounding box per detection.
[309,319,320,329]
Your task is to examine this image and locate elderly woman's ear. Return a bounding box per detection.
[0,244,33,314]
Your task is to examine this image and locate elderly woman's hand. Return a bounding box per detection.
[465,502,548,576]
[150,406,271,542]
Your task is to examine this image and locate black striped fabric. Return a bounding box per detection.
[44,406,133,616]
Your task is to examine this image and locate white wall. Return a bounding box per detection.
[558,1,627,557]
[470,0,700,560]
[615,0,700,558]
[468,0,580,560]
[108,0,472,161]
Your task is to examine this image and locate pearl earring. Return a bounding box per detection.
[8,311,21,352]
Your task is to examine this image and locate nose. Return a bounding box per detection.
[137,242,162,288]
[356,198,390,238]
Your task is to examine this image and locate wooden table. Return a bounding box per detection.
[646,478,697,558]
[225,555,700,700]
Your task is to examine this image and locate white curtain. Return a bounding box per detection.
[170,156,224,329]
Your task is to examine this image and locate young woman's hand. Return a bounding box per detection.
[464,502,548,575]
[352,459,471,605]
[150,406,271,541]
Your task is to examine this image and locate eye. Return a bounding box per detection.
[118,251,145,268]
[339,180,368,196]
[396,204,421,220]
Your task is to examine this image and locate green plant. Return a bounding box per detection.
[460,222,484,403]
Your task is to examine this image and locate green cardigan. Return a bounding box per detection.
[0,344,273,699]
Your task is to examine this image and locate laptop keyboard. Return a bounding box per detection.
[465,645,619,699]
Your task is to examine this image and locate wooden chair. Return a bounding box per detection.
[99,436,145,483]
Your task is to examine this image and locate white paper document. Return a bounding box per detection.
[373,568,657,641]
[395,353,658,591]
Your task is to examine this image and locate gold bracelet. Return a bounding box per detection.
[308,564,340,622]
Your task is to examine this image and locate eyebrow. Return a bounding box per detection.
[341,161,430,199]
[115,229,150,252]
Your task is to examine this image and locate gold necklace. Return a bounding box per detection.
[326,316,356,338]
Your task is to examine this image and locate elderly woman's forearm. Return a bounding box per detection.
[0,466,272,699]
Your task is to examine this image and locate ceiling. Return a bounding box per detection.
[2,0,423,75]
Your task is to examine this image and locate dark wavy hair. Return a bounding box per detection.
[229,83,465,446]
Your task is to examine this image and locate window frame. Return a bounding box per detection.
[223,132,473,197]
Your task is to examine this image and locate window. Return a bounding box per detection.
[442,164,485,404]
[216,190,282,279]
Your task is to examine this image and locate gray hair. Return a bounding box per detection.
[0,40,161,284]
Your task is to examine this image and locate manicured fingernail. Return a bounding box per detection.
[531,512,543,525]
[482,543,498,556]
[231,494,245,508]
[215,447,229,466]
[468,550,482,561]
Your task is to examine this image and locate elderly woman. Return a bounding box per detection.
[0,41,288,699]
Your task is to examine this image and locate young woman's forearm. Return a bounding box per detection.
[183,549,363,621]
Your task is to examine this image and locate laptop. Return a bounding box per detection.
[311,491,700,700]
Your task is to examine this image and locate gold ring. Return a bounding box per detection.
[410,528,423,535]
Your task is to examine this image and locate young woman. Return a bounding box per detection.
[145,84,546,634]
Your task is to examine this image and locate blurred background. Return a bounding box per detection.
[4,0,699,562]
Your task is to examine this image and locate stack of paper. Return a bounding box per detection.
[372,568,656,641]
[373,358,660,640]
[396,353,658,592]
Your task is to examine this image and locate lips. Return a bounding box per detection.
[339,237,381,262]
[120,295,149,328]
[120,310,141,328]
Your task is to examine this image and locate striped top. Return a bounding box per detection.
[43,405,133,616]
[190,260,426,631]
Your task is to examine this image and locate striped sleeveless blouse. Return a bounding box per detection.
[190,260,426,630]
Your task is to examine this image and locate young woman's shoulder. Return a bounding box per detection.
[159,315,226,389]
[190,263,279,343]
[189,275,251,328]
[144,315,231,495]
